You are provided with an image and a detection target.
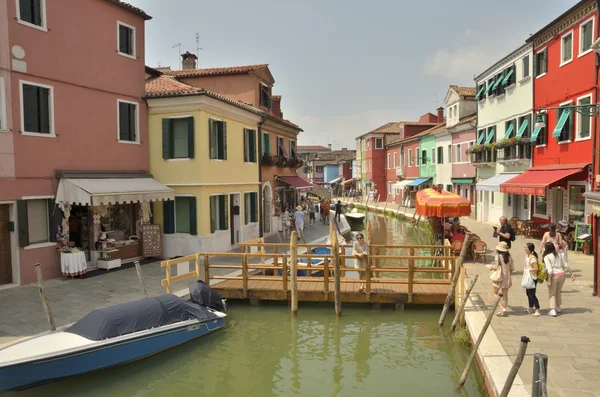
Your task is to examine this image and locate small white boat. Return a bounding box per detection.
[344,209,366,227]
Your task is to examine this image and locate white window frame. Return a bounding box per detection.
[534,193,549,218]
[447,144,452,164]
[117,99,140,144]
[15,0,48,32]
[579,17,595,58]
[393,152,397,168]
[521,54,531,80]
[455,143,462,163]
[19,80,55,138]
[560,30,574,67]
[408,149,412,167]
[576,93,593,142]
[117,21,136,60]
[387,153,390,169]
[164,114,193,161]
[0,77,6,132]
[535,47,548,79]
[375,137,383,149]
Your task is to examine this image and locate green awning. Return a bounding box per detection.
[484,79,495,94]
[552,109,570,138]
[516,118,528,138]
[504,122,515,139]
[485,127,495,144]
[531,126,542,141]
[477,131,485,144]
[502,68,514,85]
[451,178,474,184]
[492,75,504,89]
[475,85,486,99]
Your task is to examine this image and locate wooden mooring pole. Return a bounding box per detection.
[457,293,503,389]
[330,222,341,316]
[134,260,149,298]
[290,231,298,316]
[33,263,56,331]
[438,233,471,326]
[499,336,530,397]
[451,274,479,332]
[532,353,548,397]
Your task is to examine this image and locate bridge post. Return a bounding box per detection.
[290,232,298,316]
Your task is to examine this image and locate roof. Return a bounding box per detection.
[312,150,356,163]
[392,122,446,145]
[145,66,163,77]
[357,120,439,139]
[162,64,269,78]
[105,0,151,20]
[453,113,477,128]
[450,85,477,98]
[297,145,330,152]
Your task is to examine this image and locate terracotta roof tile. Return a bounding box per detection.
[105,0,151,20]
[163,64,269,78]
[450,85,477,98]
[297,145,330,151]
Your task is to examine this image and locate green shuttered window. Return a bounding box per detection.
[162,117,194,159]
[209,119,227,160]
[118,24,134,56]
[163,198,197,235]
[244,192,258,224]
[22,83,51,134]
[244,128,257,163]
[16,199,62,247]
[210,195,229,233]
[262,133,270,155]
[118,101,137,142]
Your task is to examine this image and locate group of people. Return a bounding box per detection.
[488,217,575,317]
[280,198,344,240]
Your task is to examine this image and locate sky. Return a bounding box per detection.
[130,0,576,149]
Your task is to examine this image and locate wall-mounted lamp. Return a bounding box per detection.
[534,113,546,130]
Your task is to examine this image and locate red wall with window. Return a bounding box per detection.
[364,137,387,200]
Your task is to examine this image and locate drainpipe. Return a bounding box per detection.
[593,0,600,295]
[257,117,266,238]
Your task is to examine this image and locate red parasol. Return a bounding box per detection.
[415,188,472,218]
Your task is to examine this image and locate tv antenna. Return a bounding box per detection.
[172,42,182,68]
[195,33,205,66]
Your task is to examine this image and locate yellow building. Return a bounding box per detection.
[146,75,263,255]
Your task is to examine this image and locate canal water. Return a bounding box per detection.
[11,213,487,397]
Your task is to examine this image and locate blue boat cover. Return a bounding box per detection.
[65,294,217,341]
[189,280,227,313]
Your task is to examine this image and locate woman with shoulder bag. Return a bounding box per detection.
[521,243,540,317]
[543,242,575,317]
[486,242,514,317]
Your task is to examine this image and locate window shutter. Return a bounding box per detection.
[250,130,256,162]
[251,193,257,222]
[163,200,175,234]
[244,193,249,225]
[39,87,50,134]
[221,121,227,160]
[210,196,217,233]
[17,200,29,247]
[19,0,32,22]
[188,197,197,236]
[47,200,62,242]
[187,117,195,159]
[243,129,248,163]
[23,85,39,132]
[128,104,136,141]
[219,195,228,230]
[32,0,42,26]
[209,119,216,159]
[162,118,171,159]
[119,102,129,141]
[119,25,128,53]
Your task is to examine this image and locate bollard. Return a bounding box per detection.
[499,336,530,397]
[532,353,548,397]
[34,263,56,331]
[134,260,148,298]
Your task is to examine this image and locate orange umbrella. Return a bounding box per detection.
[415,188,471,218]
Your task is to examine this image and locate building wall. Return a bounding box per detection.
[324,164,339,183]
[364,137,387,199]
[435,133,452,188]
[419,135,436,182]
[180,74,260,111]
[451,129,476,179]
[404,141,420,179]
[0,1,15,181]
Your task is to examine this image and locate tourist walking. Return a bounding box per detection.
[543,242,575,316]
[521,243,541,317]
[281,208,291,240]
[294,205,305,239]
[334,200,343,222]
[308,200,316,227]
[352,233,368,293]
[493,216,515,248]
[540,224,568,269]
[322,200,330,225]
[487,241,514,317]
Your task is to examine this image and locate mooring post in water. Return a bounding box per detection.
[383,194,390,212]
[330,222,342,316]
[457,293,503,389]
[374,194,381,210]
[34,263,56,331]
[499,336,530,397]
[134,260,149,298]
[439,233,471,327]
[532,353,548,397]
[290,231,298,316]
[451,274,478,332]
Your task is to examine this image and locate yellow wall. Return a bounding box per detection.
[153,185,259,236]
[149,108,260,185]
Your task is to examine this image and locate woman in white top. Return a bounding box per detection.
[543,242,575,317]
[522,243,540,317]
[281,209,290,240]
[352,233,368,293]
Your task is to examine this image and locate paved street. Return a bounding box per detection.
[349,198,600,397]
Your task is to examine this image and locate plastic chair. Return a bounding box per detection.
[451,240,463,256]
[472,240,487,264]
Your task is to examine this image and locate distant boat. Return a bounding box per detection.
[344,209,366,227]
[0,282,226,391]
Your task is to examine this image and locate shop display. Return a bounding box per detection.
[142,224,162,258]
[97,231,121,270]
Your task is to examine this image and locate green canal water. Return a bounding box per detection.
[12,213,487,397]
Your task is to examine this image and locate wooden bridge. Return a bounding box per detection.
[160,226,460,308]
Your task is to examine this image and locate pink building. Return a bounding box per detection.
[0,1,171,286]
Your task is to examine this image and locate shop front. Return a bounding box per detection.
[476,173,523,223]
[275,175,313,213]
[55,174,174,274]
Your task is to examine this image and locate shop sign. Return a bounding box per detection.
[500,186,545,196]
[586,199,600,216]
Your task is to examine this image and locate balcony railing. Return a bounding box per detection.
[470,149,494,165]
[495,142,532,163]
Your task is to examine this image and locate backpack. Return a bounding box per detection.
[509,225,516,242]
[536,257,547,282]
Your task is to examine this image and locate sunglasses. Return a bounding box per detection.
[357,237,364,240]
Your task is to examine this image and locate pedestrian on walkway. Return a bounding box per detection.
[322,200,331,225]
[488,241,514,317]
[294,205,305,239]
[540,224,568,268]
[543,242,575,316]
[522,243,541,317]
[281,208,291,240]
[308,200,316,227]
[335,200,343,222]
[493,216,515,248]
[352,233,368,293]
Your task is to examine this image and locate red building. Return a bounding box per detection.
[501,0,596,227]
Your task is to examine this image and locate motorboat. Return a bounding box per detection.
[0,280,226,391]
[344,208,366,227]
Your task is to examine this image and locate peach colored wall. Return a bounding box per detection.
[180,74,262,110]
[0,1,15,180]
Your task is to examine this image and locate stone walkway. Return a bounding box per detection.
[346,197,600,397]
[0,219,345,346]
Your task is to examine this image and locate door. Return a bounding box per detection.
[513,195,521,219]
[0,205,12,285]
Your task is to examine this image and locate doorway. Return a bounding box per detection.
[552,188,564,223]
[230,193,241,245]
[0,204,13,285]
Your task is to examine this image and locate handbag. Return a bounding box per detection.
[489,258,502,282]
[521,265,535,289]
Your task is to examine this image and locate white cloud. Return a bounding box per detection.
[424,46,497,80]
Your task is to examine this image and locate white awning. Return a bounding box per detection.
[329,176,343,184]
[476,173,521,193]
[393,180,413,189]
[56,178,175,206]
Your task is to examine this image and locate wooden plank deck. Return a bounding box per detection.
[212,278,450,305]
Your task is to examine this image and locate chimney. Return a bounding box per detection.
[272,95,282,118]
[437,107,444,122]
[328,144,332,151]
[341,148,347,151]
[181,51,198,70]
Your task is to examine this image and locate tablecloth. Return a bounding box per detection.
[61,251,87,277]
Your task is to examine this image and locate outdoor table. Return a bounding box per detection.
[60,251,87,277]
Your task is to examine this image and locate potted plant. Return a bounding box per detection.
[262,153,275,166]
